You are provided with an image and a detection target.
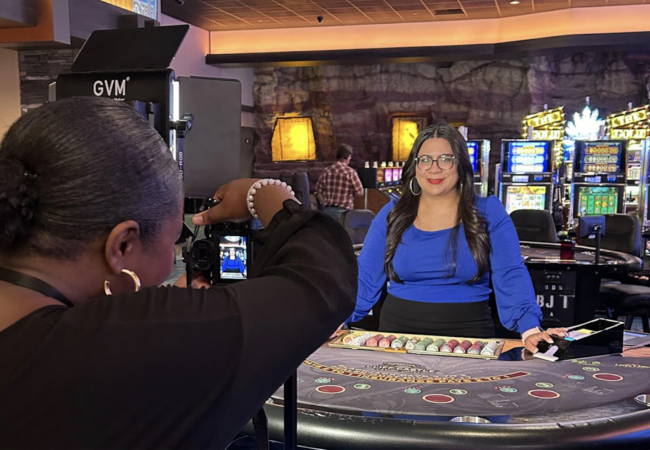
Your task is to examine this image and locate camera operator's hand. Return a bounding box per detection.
[192,178,297,228]
[173,273,211,289]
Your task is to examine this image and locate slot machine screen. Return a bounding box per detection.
[577,141,623,174]
[576,186,619,216]
[505,141,550,173]
[394,167,402,182]
[376,168,385,185]
[504,185,548,214]
[385,168,393,183]
[466,141,479,173]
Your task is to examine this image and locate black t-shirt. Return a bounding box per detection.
[0,201,357,449]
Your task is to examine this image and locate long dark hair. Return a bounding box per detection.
[0,97,182,259]
[384,123,491,283]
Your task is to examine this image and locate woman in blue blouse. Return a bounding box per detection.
[350,123,565,353]
[221,248,246,275]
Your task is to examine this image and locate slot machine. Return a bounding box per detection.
[467,140,490,197]
[381,163,402,201]
[571,140,627,221]
[393,162,403,197]
[500,140,555,215]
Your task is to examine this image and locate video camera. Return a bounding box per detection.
[188,198,255,286]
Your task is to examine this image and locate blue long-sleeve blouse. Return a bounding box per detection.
[350,195,542,334]
[221,255,245,274]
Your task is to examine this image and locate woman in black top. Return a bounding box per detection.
[0,97,357,449]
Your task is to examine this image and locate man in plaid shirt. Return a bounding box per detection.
[316,144,364,221]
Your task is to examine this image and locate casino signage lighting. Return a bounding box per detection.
[607,105,649,141]
[522,107,565,141]
[565,105,605,141]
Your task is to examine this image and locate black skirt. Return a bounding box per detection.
[379,293,495,338]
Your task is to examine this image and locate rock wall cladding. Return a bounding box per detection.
[253,52,650,188]
[18,49,77,115]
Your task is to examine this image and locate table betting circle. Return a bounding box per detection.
[272,346,650,419]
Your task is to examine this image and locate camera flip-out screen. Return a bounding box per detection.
[219,235,248,281]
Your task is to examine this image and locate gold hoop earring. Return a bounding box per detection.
[409,178,422,196]
[104,269,141,296]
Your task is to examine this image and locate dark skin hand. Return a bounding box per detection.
[174,178,297,289]
[173,273,211,289]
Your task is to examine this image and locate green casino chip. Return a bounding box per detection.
[583,367,600,372]
[536,382,553,388]
[315,377,332,383]
[500,387,518,393]
[568,375,585,380]
[449,389,467,395]
[354,384,371,390]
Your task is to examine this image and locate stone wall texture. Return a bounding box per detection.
[253,52,650,190]
[15,49,650,193]
[18,49,77,115]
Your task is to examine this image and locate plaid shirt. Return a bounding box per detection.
[316,162,364,210]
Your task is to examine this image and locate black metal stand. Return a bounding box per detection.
[595,225,602,264]
[284,373,298,450]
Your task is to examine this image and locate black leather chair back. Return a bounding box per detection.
[291,172,310,209]
[580,214,641,257]
[340,209,375,245]
[510,209,558,243]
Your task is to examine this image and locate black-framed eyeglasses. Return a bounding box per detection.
[415,154,456,171]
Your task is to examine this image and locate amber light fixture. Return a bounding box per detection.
[99,0,158,20]
[100,0,134,11]
[392,117,427,161]
[271,117,317,162]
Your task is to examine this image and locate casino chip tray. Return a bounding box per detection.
[329,330,505,359]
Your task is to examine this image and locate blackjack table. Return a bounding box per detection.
[520,241,641,327]
[245,336,650,450]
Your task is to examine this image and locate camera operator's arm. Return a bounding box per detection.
[187,179,356,441]
[192,178,295,228]
[218,201,356,438]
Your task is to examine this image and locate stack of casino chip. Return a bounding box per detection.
[453,340,473,354]
[414,337,434,351]
[405,337,421,350]
[426,338,447,352]
[480,341,498,356]
[390,336,409,349]
[467,340,484,355]
[441,339,460,353]
[348,332,373,346]
[342,333,498,357]
[378,335,396,348]
[365,334,384,347]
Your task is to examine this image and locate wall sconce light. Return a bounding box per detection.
[392,117,427,161]
[271,116,317,162]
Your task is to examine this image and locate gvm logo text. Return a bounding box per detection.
[93,77,130,98]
